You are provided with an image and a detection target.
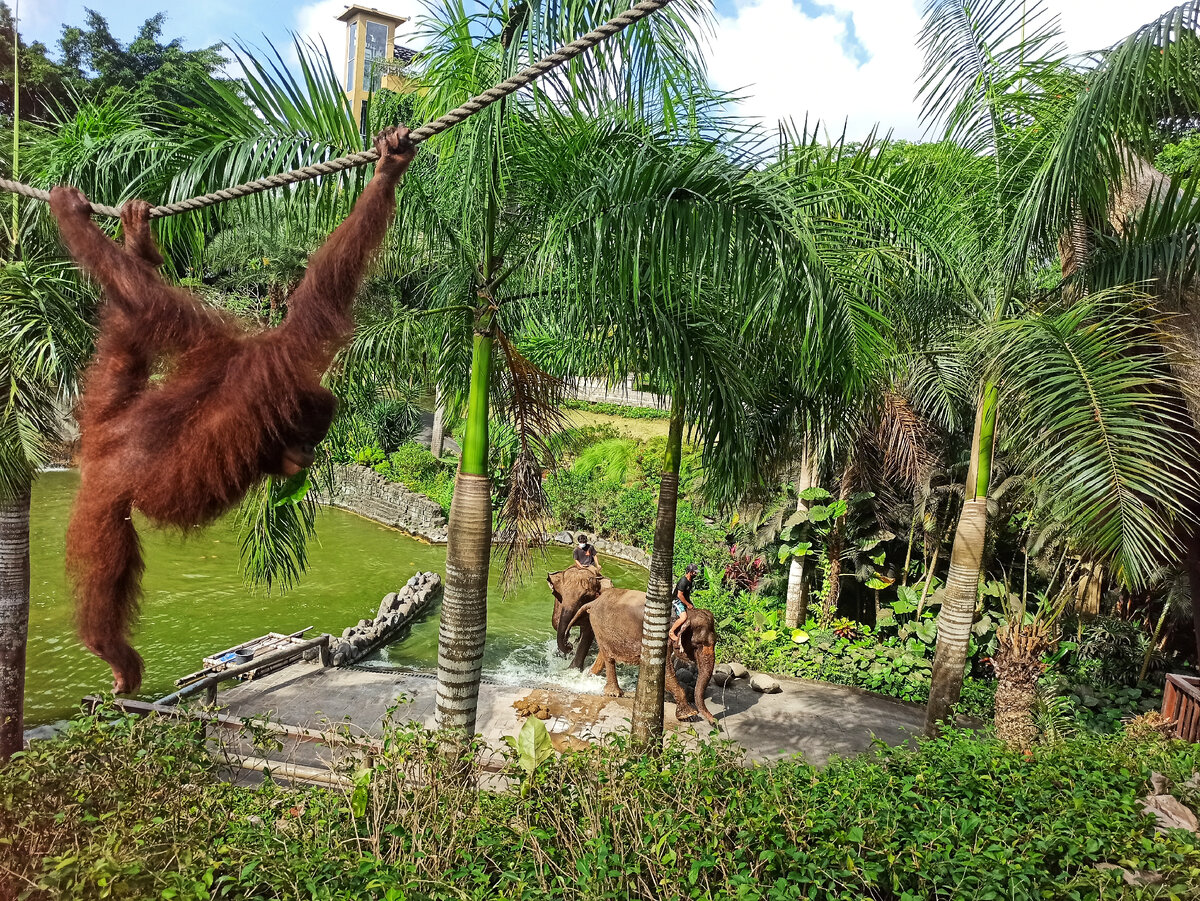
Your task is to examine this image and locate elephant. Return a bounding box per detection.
[567,589,718,725]
[547,566,611,669]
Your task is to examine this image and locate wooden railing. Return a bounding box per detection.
[1161,674,1200,742]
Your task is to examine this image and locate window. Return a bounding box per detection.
[346,22,358,92]
[363,21,388,92]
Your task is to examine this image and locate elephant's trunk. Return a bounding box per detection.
[554,603,573,655]
[693,644,716,725]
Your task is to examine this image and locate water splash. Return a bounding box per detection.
[487,638,637,692]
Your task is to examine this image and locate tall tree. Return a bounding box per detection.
[56,9,225,116]
[918,0,1200,732]
[0,261,91,760]
[0,2,70,121]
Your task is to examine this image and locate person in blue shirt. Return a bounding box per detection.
[668,563,699,651]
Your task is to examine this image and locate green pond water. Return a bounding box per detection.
[28,470,644,726]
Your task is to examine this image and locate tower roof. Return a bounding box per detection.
[337,5,409,26]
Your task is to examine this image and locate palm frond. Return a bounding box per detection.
[493,331,569,584]
[984,292,1200,587]
[234,473,319,594]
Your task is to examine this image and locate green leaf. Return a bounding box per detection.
[808,505,833,523]
[914,620,938,643]
[516,716,555,778]
[891,596,917,615]
[350,767,371,819]
[783,509,811,528]
[272,471,312,507]
[799,486,832,501]
[791,629,810,644]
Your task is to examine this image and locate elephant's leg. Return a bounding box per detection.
[571,618,596,671]
[666,655,699,721]
[603,655,623,697]
[691,644,718,725]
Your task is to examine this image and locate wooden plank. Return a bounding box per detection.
[82,696,382,752]
[1168,674,1200,704]
[224,754,351,788]
[202,627,312,673]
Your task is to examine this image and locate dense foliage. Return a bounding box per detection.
[4,711,1200,900]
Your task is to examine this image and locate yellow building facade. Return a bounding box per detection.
[338,5,413,131]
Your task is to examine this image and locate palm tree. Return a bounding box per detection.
[1016,0,1200,661]
[380,0,716,738]
[529,111,864,741]
[917,0,1200,733]
[0,261,91,760]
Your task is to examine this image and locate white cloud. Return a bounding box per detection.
[707,0,1180,143]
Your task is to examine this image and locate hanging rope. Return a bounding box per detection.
[0,0,675,221]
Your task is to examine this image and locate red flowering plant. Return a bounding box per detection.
[723,545,766,594]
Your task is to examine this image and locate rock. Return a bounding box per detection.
[1095,863,1166,887]
[750,674,782,694]
[1150,772,1169,795]
[331,651,347,667]
[1141,794,1200,834]
[676,667,696,686]
[23,721,69,744]
[711,664,735,687]
[302,647,318,662]
[358,619,370,629]
[728,662,749,680]
[342,626,355,638]
[377,592,398,619]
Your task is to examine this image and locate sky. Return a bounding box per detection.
[18,0,1174,141]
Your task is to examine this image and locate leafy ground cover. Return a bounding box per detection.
[4,710,1200,900]
[561,399,673,420]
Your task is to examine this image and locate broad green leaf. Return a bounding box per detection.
[516,716,555,778]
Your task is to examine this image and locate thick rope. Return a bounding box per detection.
[1,0,675,221]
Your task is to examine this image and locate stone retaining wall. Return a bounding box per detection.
[319,465,448,542]
[320,465,652,570]
[317,571,444,667]
[569,376,665,410]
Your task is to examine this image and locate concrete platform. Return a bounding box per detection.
[216,664,925,766]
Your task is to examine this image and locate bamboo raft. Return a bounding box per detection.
[173,627,313,689]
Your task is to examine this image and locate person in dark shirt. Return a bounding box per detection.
[668,563,699,651]
[573,534,599,569]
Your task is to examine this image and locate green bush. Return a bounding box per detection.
[562,399,672,420]
[373,442,455,514]
[6,710,1200,900]
[720,618,997,719]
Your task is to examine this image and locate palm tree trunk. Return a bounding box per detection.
[925,383,997,734]
[0,483,31,761]
[430,384,446,459]
[1140,605,1169,683]
[784,448,817,629]
[631,395,685,745]
[435,332,492,736]
[817,457,853,628]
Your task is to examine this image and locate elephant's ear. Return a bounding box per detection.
[547,571,564,604]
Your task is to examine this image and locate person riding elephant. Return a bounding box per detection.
[567,589,718,725]
[546,566,611,668]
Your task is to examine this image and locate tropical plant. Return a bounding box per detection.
[0,260,91,759]
[916,0,1200,734]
